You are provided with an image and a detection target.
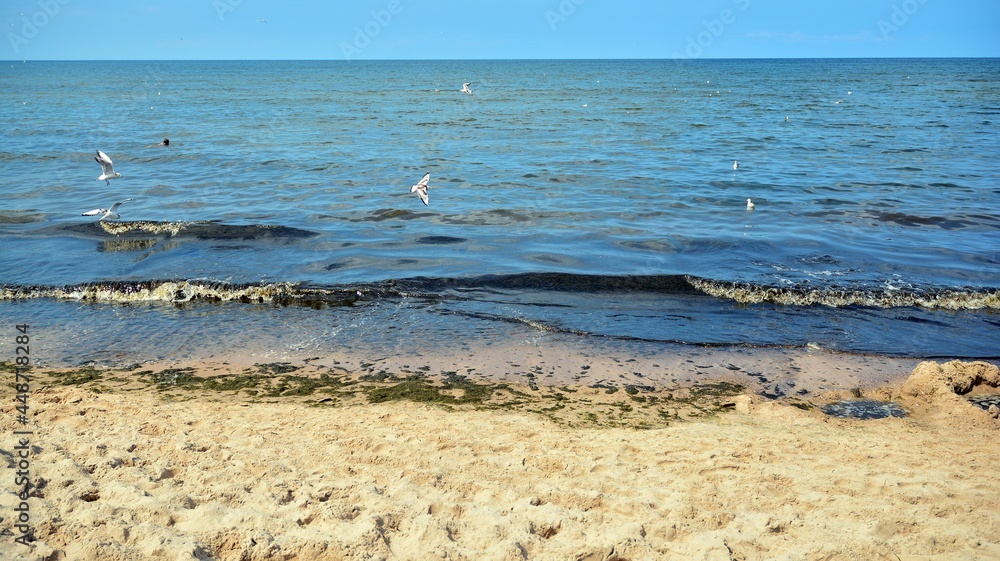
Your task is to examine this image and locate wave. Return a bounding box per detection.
[688,278,1000,310]
[866,211,998,231]
[2,273,998,311]
[0,211,43,224]
[53,221,317,240]
[0,280,316,305]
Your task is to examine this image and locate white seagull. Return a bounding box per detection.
[733,160,740,170]
[461,82,473,95]
[95,150,123,186]
[746,198,755,211]
[83,198,134,221]
[410,173,431,206]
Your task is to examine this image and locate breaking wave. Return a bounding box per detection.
[1,273,998,311]
[55,221,318,240]
[687,278,1000,310]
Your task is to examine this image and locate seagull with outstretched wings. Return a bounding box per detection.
[82,198,133,221]
[95,150,123,186]
[410,173,431,206]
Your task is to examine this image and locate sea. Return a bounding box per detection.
[1,59,998,390]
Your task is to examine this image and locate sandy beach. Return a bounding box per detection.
[2,359,999,560]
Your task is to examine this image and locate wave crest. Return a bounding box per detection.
[687,277,1000,310]
[2,274,998,311]
[0,280,310,305]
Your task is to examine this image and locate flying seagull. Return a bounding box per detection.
[461,82,473,95]
[83,198,134,221]
[746,198,755,211]
[410,173,431,206]
[95,150,123,186]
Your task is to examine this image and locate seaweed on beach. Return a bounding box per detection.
[0,361,31,373]
[254,362,301,376]
[267,374,339,396]
[359,371,401,382]
[689,381,745,398]
[589,382,619,394]
[611,381,747,422]
[202,375,265,392]
[16,357,757,430]
[48,367,104,386]
[198,370,346,397]
[145,368,198,387]
[364,374,495,406]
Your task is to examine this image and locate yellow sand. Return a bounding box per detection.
[2,361,999,561]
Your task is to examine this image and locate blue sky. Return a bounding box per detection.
[4,0,998,60]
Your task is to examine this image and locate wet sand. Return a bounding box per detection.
[1,359,998,560]
[40,337,928,402]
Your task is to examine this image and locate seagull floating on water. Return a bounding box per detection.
[83,198,133,221]
[461,82,473,95]
[746,198,755,211]
[733,160,740,170]
[410,173,431,206]
[95,150,123,186]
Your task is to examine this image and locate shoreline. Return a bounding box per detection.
[20,338,933,401]
[1,359,998,559]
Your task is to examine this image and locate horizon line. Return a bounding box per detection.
[4,55,998,63]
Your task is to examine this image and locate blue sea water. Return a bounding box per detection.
[1,58,999,366]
